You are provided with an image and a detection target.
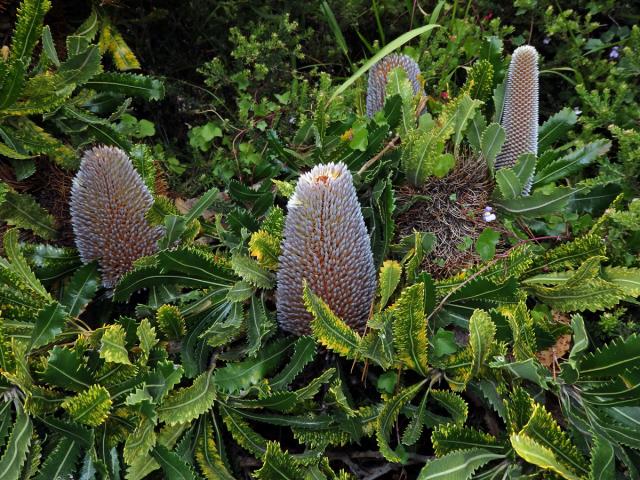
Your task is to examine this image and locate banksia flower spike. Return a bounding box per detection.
[495,45,539,194]
[70,146,164,288]
[276,162,376,335]
[366,53,424,117]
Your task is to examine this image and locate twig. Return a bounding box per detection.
[357,135,401,175]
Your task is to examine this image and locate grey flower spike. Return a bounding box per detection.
[495,45,539,194]
[366,53,424,117]
[70,145,164,288]
[276,162,376,335]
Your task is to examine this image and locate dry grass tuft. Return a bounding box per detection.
[396,153,496,278]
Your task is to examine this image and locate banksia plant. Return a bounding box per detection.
[495,45,539,194]
[366,53,424,117]
[70,146,164,288]
[276,162,376,335]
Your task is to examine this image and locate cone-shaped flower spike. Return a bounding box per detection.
[276,162,376,335]
[70,146,164,288]
[366,53,424,117]
[495,45,539,194]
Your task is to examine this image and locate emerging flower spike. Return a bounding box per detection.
[276,162,376,335]
[70,146,164,288]
[495,45,539,194]
[366,53,424,117]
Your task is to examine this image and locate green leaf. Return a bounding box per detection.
[100,324,131,365]
[61,384,112,427]
[510,434,582,480]
[475,228,500,262]
[390,283,429,375]
[3,229,50,300]
[195,416,235,480]
[602,266,640,296]
[496,168,523,200]
[578,334,640,379]
[158,370,216,425]
[496,187,577,218]
[0,408,32,480]
[29,302,67,350]
[534,140,610,187]
[402,390,429,446]
[152,444,196,480]
[9,0,51,64]
[538,108,578,152]
[85,72,165,100]
[589,435,615,480]
[246,294,275,357]
[432,424,504,456]
[330,24,439,101]
[0,189,56,240]
[468,309,496,377]
[254,441,303,480]
[137,318,158,358]
[34,437,82,480]
[219,405,267,456]
[379,260,402,310]
[40,25,59,66]
[41,346,93,391]
[58,44,102,86]
[480,123,505,173]
[305,283,361,360]
[61,262,99,317]
[453,94,482,151]
[376,381,426,462]
[417,448,504,480]
[213,339,292,394]
[270,336,316,390]
[230,255,274,289]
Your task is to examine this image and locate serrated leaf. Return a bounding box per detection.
[158,370,216,425]
[152,444,196,480]
[379,260,402,309]
[247,294,275,357]
[254,441,303,480]
[376,380,426,462]
[432,424,504,456]
[0,408,32,480]
[271,336,316,390]
[61,262,99,317]
[453,94,482,151]
[469,309,496,377]
[29,302,67,350]
[402,389,429,446]
[195,416,234,480]
[390,283,429,375]
[100,324,130,365]
[137,318,158,358]
[0,190,57,240]
[538,108,578,152]
[481,123,505,173]
[85,72,165,100]
[579,334,640,378]
[213,339,292,394]
[495,168,522,199]
[58,44,102,86]
[589,435,615,480]
[230,255,274,289]
[219,405,267,456]
[3,229,50,300]
[534,140,610,187]
[41,346,93,391]
[496,187,576,218]
[602,266,640,296]
[34,437,81,480]
[304,283,361,360]
[61,384,112,427]
[510,434,582,480]
[417,448,504,480]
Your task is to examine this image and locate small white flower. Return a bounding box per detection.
[482,206,496,222]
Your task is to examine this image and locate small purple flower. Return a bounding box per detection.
[543,37,551,45]
[609,46,620,60]
[482,206,496,222]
